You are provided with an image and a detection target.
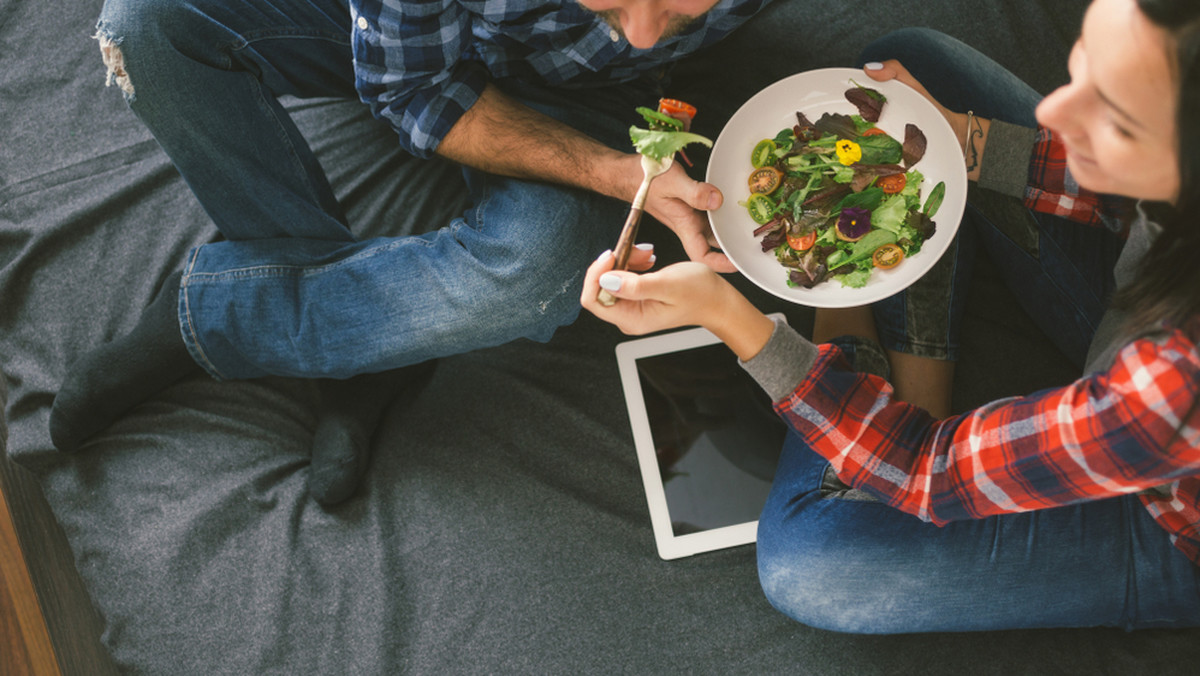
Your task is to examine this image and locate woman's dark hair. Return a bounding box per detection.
[1113,0,1200,332]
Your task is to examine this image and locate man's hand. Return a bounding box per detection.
[641,162,735,272]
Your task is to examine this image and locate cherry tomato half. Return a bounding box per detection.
[751,139,776,168]
[745,193,776,225]
[861,127,889,137]
[658,98,697,119]
[872,243,905,269]
[787,230,817,251]
[748,166,783,194]
[876,173,907,194]
[657,99,695,132]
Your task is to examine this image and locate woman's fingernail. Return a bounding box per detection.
[598,272,623,292]
[864,62,884,71]
[635,243,654,251]
[707,192,721,210]
[597,249,613,262]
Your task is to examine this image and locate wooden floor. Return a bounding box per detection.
[1,474,60,676]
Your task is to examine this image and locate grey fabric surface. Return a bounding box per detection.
[4,0,1200,673]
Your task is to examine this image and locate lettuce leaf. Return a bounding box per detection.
[870,194,909,234]
[835,267,872,288]
[856,134,903,165]
[629,126,713,161]
[845,81,887,122]
[899,169,924,210]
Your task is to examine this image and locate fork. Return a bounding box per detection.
[597,154,674,306]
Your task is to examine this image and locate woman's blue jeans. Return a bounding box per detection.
[97,0,643,379]
[865,29,1126,365]
[759,430,1200,633]
[755,28,1200,633]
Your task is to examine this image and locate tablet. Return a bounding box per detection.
[615,316,788,560]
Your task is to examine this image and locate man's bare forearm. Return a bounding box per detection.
[436,84,641,202]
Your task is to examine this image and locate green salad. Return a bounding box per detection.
[742,82,946,289]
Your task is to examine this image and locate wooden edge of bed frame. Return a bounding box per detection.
[1,458,61,676]
[1,448,118,676]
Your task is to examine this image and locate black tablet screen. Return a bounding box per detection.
[633,342,787,536]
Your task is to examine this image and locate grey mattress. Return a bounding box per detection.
[4,0,1200,673]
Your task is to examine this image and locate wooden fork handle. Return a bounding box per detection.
[597,206,644,307]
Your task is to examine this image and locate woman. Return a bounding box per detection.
[581,0,1200,633]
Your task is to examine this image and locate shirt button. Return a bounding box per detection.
[609,28,620,42]
[357,16,369,31]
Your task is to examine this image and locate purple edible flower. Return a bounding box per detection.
[836,207,872,241]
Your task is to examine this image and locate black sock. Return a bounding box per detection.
[50,271,199,451]
[308,362,436,507]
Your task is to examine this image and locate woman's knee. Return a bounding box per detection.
[857,27,1040,125]
[757,529,869,632]
[756,494,928,634]
[857,27,959,68]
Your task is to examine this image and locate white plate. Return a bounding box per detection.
[706,68,967,308]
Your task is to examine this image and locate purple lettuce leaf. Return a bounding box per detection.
[902,123,927,167]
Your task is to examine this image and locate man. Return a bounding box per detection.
[55,0,777,503]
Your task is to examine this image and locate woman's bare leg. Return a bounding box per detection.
[812,306,955,419]
[811,306,879,345]
[886,350,955,419]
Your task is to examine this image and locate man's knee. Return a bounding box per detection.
[496,263,587,341]
[95,0,201,96]
[96,0,143,95]
[454,184,620,332]
[96,30,135,95]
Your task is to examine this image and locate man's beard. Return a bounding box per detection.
[590,9,700,44]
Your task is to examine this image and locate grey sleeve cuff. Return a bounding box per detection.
[738,317,820,402]
[977,120,1038,199]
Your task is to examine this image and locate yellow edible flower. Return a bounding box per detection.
[835,139,862,166]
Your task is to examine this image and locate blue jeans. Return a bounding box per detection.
[860,28,1125,365]
[758,430,1200,633]
[755,28,1200,633]
[97,0,644,379]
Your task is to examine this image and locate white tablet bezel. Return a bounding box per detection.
[615,315,784,560]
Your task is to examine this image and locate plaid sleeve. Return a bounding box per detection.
[350,0,490,158]
[1024,127,1135,235]
[777,328,1200,525]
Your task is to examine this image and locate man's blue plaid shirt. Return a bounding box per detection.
[349,0,772,158]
